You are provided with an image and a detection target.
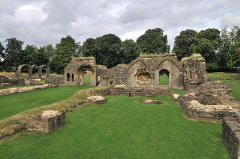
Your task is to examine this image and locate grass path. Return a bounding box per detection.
[0,86,91,120]
[0,95,230,159]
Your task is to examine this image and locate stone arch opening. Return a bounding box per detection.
[154,58,183,89]
[66,73,71,81]
[135,71,151,82]
[31,65,39,78]
[125,60,152,87]
[16,64,30,79]
[78,65,94,85]
[159,69,170,86]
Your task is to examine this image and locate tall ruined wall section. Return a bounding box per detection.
[124,54,183,89]
[181,54,210,90]
[64,57,96,86]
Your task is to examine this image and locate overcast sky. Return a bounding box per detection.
[0,0,240,49]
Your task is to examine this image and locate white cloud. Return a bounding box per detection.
[221,13,240,28]
[120,30,145,41]
[14,2,47,25]
[0,0,239,49]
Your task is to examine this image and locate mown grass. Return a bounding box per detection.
[208,72,240,101]
[0,85,91,120]
[0,95,230,159]
[159,75,169,85]
[83,74,92,85]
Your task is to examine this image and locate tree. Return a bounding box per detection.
[137,28,169,53]
[0,42,5,71]
[0,42,4,59]
[50,35,78,73]
[120,39,139,64]
[95,34,122,68]
[43,44,54,59]
[82,38,97,57]
[36,47,50,65]
[3,38,24,71]
[23,45,38,64]
[218,27,240,70]
[195,28,220,63]
[192,38,216,63]
[173,29,198,60]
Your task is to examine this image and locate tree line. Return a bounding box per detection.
[0,27,239,74]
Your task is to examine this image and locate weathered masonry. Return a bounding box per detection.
[64,53,208,89]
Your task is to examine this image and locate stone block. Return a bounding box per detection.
[29,110,65,133]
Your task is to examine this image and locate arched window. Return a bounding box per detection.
[67,73,71,81]
[159,69,169,85]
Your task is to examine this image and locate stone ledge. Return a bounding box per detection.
[0,84,58,96]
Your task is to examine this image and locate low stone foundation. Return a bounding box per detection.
[108,85,171,97]
[0,84,58,96]
[222,117,240,159]
[28,110,65,133]
[177,96,236,120]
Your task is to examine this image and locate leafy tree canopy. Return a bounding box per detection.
[137,28,170,54]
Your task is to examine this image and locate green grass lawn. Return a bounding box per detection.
[83,74,92,85]
[0,95,230,159]
[208,72,240,101]
[159,75,169,85]
[0,85,91,120]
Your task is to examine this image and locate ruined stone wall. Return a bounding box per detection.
[222,117,240,159]
[108,64,127,85]
[108,85,172,97]
[64,57,96,86]
[181,54,210,90]
[124,54,183,89]
[0,84,58,96]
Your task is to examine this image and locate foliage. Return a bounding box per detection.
[2,38,24,71]
[218,27,240,70]
[50,35,78,73]
[120,39,140,64]
[172,29,198,60]
[192,28,220,63]
[82,38,97,57]
[137,28,170,53]
[0,95,230,159]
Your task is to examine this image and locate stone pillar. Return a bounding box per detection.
[28,66,33,79]
[46,67,50,79]
[38,67,43,79]
[15,71,21,79]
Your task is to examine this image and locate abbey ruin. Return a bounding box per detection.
[64,53,209,89]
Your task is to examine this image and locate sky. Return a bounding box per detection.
[0,0,240,49]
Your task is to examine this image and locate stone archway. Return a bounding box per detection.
[16,64,31,79]
[154,58,183,89]
[77,65,96,86]
[158,69,170,86]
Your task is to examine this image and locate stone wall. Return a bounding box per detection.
[107,85,172,97]
[176,81,238,120]
[222,117,240,159]
[181,54,210,90]
[46,77,64,85]
[0,84,58,96]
